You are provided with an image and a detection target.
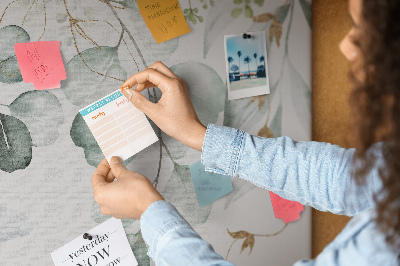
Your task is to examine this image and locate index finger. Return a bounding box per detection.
[91,158,111,190]
[121,68,173,93]
[147,61,178,79]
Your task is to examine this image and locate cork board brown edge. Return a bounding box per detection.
[311,0,353,258]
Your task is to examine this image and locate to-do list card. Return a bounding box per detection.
[51,218,138,266]
[80,90,158,162]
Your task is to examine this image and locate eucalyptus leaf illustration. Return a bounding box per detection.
[275,2,291,24]
[126,231,150,266]
[70,112,103,167]
[298,0,312,28]
[270,102,282,137]
[162,163,212,226]
[287,59,311,132]
[0,25,30,84]
[170,62,225,125]
[254,0,264,6]
[224,94,270,130]
[0,113,32,173]
[61,46,126,107]
[0,205,32,242]
[167,62,225,160]
[8,91,64,147]
[203,1,236,58]
[244,5,253,18]
[250,2,291,49]
[0,25,30,61]
[0,56,23,84]
[224,178,257,210]
[70,113,135,167]
[56,13,68,23]
[224,77,278,130]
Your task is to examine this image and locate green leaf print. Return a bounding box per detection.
[9,91,64,147]
[61,46,126,108]
[298,0,312,28]
[0,114,32,173]
[0,25,30,84]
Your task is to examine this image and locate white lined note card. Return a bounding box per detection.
[79,90,158,162]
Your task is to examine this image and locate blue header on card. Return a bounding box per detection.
[80,91,123,116]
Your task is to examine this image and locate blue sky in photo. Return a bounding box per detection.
[226,32,266,73]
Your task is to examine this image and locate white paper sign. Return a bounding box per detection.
[79,90,158,162]
[51,218,138,266]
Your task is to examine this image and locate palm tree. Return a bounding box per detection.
[260,55,265,72]
[260,55,267,77]
[237,51,242,76]
[244,56,251,78]
[227,56,233,73]
[253,53,258,73]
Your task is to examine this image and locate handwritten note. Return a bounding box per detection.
[51,218,138,266]
[14,41,66,90]
[189,161,233,208]
[80,90,158,162]
[269,192,304,223]
[137,0,191,44]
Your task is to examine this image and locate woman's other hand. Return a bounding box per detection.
[91,157,164,220]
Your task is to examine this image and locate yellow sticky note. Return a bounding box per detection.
[137,0,191,44]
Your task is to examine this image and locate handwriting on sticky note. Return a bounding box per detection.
[189,161,233,208]
[137,0,191,44]
[14,41,66,90]
[269,191,304,223]
[80,90,158,162]
[51,218,138,266]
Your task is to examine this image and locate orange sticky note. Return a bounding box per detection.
[14,41,66,90]
[137,0,191,44]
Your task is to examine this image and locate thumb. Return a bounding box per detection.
[122,88,155,115]
[109,156,129,179]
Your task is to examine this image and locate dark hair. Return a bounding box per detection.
[350,0,400,253]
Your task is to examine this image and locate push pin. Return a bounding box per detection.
[242,33,252,39]
[83,233,93,241]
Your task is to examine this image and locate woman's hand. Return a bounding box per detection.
[91,157,164,220]
[120,61,206,151]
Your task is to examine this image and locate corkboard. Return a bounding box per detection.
[312,0,353,257]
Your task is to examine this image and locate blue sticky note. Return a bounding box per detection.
[189,160,233,208]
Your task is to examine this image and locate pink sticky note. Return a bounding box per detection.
[14,41,66,90]
[269,191,304,223]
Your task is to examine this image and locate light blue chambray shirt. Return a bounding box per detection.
[140,124,399,265]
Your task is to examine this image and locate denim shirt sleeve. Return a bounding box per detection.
[201,124,382,216]
[140,200,234,266]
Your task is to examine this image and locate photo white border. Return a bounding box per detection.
[224,31,270,100]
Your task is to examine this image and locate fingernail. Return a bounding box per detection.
[110,156,122,165]
[124,89,133,100]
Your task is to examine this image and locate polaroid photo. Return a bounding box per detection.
[224,31,270,100]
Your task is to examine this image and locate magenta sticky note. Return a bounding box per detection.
[269,191,304,223]
[14,41,66,90]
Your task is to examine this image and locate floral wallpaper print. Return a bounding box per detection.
[0,0,311,265]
